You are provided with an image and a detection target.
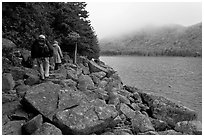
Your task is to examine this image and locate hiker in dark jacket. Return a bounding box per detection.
[31,35,53,80]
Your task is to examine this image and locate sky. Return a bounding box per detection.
[86,2,202,39]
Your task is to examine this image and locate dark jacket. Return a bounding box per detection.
[31,40,53,58]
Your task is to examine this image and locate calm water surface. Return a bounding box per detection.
[100,56,202,121]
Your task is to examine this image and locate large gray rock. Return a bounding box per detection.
[131,111,155,134]
[53,98,118,135]
[2,73,15,92]
[2,38,16,49]
[63,79,77,88]
[119,103,135,119]
[6,67,39,81]
[67,68,78,81]
[77,74,95,91]
[15,84,30,98]
[158,130,182,135]
[21,82,88,121]
[93,88,109,100]
[24,73,40,86]
[22,114,43,134]
[2,120,25,135]
[2,93,18,104]
[21,82,61,120]
[88,60,108,73]
[90,71,106,79]
[139,91,198,127]
[150,118,168,131]
[174,121,202,135]
[33,122,62,135]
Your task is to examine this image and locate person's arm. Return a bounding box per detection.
[58,45,63,58]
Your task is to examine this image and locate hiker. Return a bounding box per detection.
[31,34,53,80]
[52,40,63,70]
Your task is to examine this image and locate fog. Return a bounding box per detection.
[86,2,202,39]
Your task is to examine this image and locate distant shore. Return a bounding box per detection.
[100,51,201,57]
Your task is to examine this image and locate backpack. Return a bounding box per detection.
[38,41,53,57]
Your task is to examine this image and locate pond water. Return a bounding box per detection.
[100,56,202,121]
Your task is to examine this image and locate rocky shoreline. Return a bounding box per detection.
[2,53,202,135]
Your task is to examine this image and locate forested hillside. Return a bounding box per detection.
[100,23,202,57]
[2,2,100,59]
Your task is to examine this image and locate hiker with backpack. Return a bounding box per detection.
[52,40,63,70]
[31,35,53,80]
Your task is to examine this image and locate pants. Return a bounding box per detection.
[37,57,49,79]
[54,63,61,70]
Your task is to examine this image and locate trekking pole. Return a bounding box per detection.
[74,42,77,64]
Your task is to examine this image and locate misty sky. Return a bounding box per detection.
[86,2,202,39]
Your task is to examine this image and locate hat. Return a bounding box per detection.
[53,40,58,44]
[39,35,45,39]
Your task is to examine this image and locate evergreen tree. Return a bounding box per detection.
[2,2,100,59]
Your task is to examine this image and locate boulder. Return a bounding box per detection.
[112,129,133,135]
[63,79,77,88]
[22,114,43,134]
[131,111,155,134]
[150,118,168,131]
[139,91,198,127]
[2,120,25,135]
[79,64,90,75]
[24,74,40,86]
[174,121,202,135]
[90,74,100,86]
[90,71,106,79]
[131,103,141,111]
[33,122,62,135]
[2,93,18,104]
[118,89,133,98]
[53,98,118,135]
[2,101,22,116]
[7,67,39,81]
[77,74,95,91]
[67,68,78,81]
[2,73,15,92]
[101,131,115,135]
[118,94,131,105]
[107,89,120,106]
[2,38,16,49]
[119,103,135,119]
[21,82,61,120]
[93,88,109,100]
[9,107,29,121]
[49,73,67,80]
[133,91,142,103]
[15,84,30,98]
[124,85,139,93]
[57,88,83,110]
[88,60,108,73]
[2,115,10,125]
[2,57,13,72]
[138,131,159,135]
[158,130,182,135]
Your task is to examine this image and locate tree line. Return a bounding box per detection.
[2,2,100,59]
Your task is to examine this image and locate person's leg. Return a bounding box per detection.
[44,57,50,78]
[54,63,58,70]
[37,58,45,80]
